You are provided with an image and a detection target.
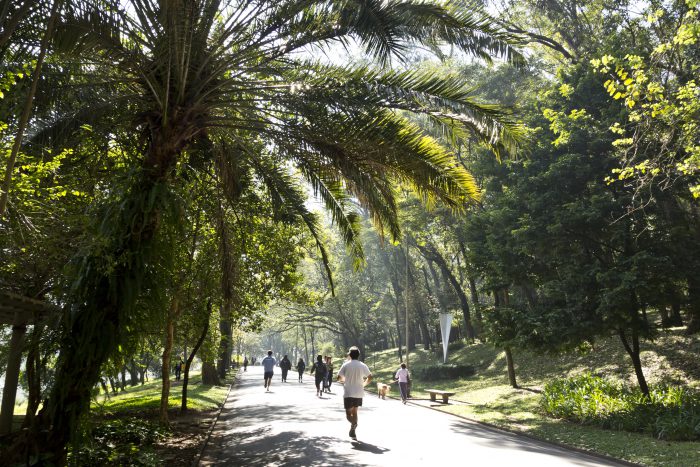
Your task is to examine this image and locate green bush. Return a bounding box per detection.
[69,418,169,466]
[447,340,466,352]
[541,373,700,441]
[414,364,475,380]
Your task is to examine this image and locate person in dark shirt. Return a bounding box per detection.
[310,355,326,397]
[280,355,292,382]
[296,358,306,382]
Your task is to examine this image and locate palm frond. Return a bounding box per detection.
[277,61,525,157]
[245,154,339,293]
[297,165,365,267]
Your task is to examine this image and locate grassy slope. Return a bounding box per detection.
[366,326,700,467]
[10,372,229,425]
[93,371,230,414]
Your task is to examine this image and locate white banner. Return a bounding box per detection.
[439,313,453,364]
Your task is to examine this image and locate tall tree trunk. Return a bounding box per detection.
[160,296,179,425]
[129,360,139,386]
[22,324,43,429]
[504,346,518,388]
[417,243,475,339]
[381,248,404,361]
[99,379,109,398]
[686,275,700,334]
[217,200,236,377]
[182,301,210,412]
[659,305,672,328]
[108,377,118,394]
[302,325,309,364]
[468,277,482,331]
[310,327,316,358]
[407,265,431,350]
[218,317,232,378]
[201,361,221,385]
[670,296,684,327]
[618,328,650,397]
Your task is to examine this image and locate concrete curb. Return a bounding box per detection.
[190,371,237,467]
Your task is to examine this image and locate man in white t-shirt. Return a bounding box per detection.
[337,346,372,440]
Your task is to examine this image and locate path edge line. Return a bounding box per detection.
[191,371,237,467]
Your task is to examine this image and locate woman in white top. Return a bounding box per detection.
[394,363,410,404]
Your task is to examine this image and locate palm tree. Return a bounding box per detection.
[9,0,524,462]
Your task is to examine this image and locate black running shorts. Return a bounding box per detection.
[344,397,363,409]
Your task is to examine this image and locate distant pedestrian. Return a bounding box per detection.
[324,356,334,393]
[296,358,306,382]
[280,355,292,382]
[395,363,410,404]
[310,355,327,397]
[174,357,183,381]
[337,346,372,440]
[262,350,276,392]
[243,357,248,372]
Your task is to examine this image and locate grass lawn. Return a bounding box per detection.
[365,326,700,466]
[93,371,230,415]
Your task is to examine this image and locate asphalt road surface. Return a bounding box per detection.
[198,365,627,466]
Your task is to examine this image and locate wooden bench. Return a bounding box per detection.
[425,389,455,404]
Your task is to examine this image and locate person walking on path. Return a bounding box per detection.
[243,357,248,372]
[296,358,306,382]
[337,346,372,440]
[280,355,292,382]
[324,356,334,393]
[310,355,327,397]
[262,350,276,392]
[395,363,410,404]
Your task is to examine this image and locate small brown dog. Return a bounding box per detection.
[377,382,390,399]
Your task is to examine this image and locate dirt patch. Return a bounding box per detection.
[154,409,218,466]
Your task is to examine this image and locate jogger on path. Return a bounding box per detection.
[262,350,276,392]
[337,346,372,440]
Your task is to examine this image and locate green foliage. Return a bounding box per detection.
[591,0,700,200]
[541,374,700,441]
[414,363,474,380]
[69,418,167,466]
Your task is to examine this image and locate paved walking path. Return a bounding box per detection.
[198,365,627,466]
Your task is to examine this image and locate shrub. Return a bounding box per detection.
[414,364,475,380]
[447,340,466,352]
[69,417,169,466]
[541,373,700,441]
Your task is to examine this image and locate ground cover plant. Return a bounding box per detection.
[541,373,700,441]
[61,372,231,466]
